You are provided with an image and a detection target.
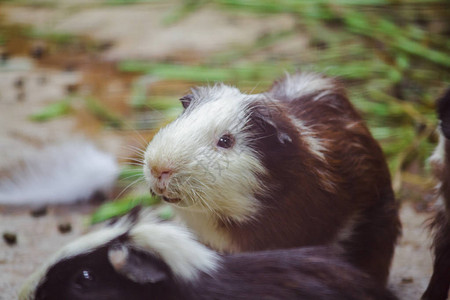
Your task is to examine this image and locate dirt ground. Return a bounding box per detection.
[0,2,443,299]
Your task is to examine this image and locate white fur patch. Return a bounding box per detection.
[270,72,334,101]
[333,213,360,246]
[108,245,129,271]
[289,116,328,161]
[175,208,238,252]
[429,130,445,168]
[129,222,219,280]
[429,129,447,210]
[0,141,118,205]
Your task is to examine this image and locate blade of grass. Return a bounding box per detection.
[163,0,207,25]
[118,61,293,82]
[84,97,124,128]
[90,194,159,224]
[29,99,72,122]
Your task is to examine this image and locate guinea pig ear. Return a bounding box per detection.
[251,104,293,145]
[179,94,194,109]
[108,244,169,284]
[437,88,450,139]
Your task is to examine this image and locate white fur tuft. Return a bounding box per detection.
[0,141,118,205]
[429,129,445,168]
[429,129,447,211]
[129,222,220,280]
[289,117,328,161]
[270,72,335,101]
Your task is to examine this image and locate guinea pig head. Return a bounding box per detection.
[20,221,219,300]
[32,244,169,300]
[143,84,295,221]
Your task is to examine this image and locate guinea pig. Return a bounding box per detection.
[19,211,398,300]
[143,72,401,285]
[422,88,450,300]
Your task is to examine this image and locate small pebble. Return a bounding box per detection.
[58,222,72,234]
[30,41,47,59]
[3,232,17,246]
[30,206,48,218]
[98,41,114,52]
[65,83,79,94]
[14,77,24,89]
[90,191,107,204]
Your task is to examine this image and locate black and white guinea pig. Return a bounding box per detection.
[422,88,450,300]
[143,72,401,285]
[19,211,398,300]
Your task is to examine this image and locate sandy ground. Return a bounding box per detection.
[388,203,434,299]
[0,2,444,299]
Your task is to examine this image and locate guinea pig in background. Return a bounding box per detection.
[19,209,398,300]
[144,72,401,285]
[422,88,450,300]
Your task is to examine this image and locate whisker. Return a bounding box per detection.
[113,177,145,201]
[120,144,146,155]
[188,177,208,189]
[247,81,261,95]
[119,160,145,166]
[118,120,151,149]
[126,145,147,155]
[118,156,144,161]
[118,173,145,182]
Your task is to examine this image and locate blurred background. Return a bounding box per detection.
[0,0,449,298]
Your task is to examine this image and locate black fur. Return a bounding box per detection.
[438,89,450,139]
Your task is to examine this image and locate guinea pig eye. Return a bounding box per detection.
[217,134,235,149]
[74,269,96,289]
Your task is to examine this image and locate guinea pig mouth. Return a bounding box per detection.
[162,196,181,203]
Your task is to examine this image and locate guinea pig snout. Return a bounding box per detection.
[150,167,173,193]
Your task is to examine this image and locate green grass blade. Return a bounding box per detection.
[90,194,159,224]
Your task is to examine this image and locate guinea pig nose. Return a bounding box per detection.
[155,170,172,191]
[159,170,172,181]
[151,167,173,180]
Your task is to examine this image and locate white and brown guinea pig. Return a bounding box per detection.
[422,88,450,300]
[144,72,401,285]
[19,209,398,300]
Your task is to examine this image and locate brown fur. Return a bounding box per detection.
[217,76,401,286]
